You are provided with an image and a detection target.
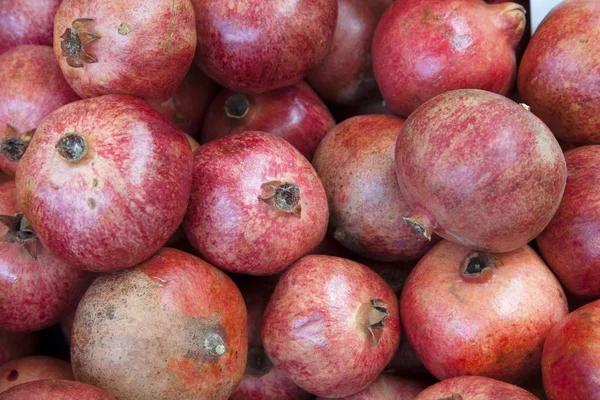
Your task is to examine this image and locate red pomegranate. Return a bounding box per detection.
[191,0,337,94]
[15,95,193,272]
[315,374,425,400]
[71,248,247,400]
[53,0,196,103]
[0,332,37,366]
[0,0,62,54]
[401,240,568,383]
[262,255,400,397]
[537,146,600,299]
[0,45,79,175]
[414,376,538,400]
[373,0,525,117]
[184,132,328,275]
[306,0,393,105]
[0,356,74,393]
[395,89,566,253]
[542,299,600,400]
[313,115,436,261]
[0,380,115,399]
[518,0,600,144]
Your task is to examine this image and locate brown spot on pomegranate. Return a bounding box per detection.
[117,23,131,35]
[7,370,18,381]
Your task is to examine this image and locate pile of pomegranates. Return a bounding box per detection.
[2,0,600,399]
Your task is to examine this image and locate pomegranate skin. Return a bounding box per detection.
[315,374,425,400]
[0,45,79,175]
[372,0,525,117]
[16,95,193,272]
[200,82,335,160]
[414,376,538,400]
[313,115,436,261]
[542,299,600,400]
[395,89,566,253]
[184,132,328,275]
[537,146,600,299]
[0,0,61,54]
[518,0,600,144]
[401,240,568,383]
[0,356,74,393]
[53,0,196,103]
[0,380,115,399]
[0,333,37,366]
[192,0,337,94]
[262,255,400,398]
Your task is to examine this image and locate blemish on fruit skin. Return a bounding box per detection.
[7,370,18,381]
[118,23,131,35]
[87,198,96,209]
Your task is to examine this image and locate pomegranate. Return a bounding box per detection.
[518,0,600,144]
[0,332,37,366]
[313,115,436,261]
[372,0,525,117]
[395,89,566,253]
[0,0,62,54]
[200,82,335,160]
[262,255,400,397]
[542,299,600,400]
[53,0,196,103]
[191,0,337,94]
[401,240,568,382]
[316,374,425,400]
[0,380,115,399]
[71,248,247,400]
[0,45,79,176]
[16,95,193,272]
[184,132,328,275]
[414,376,538,400]
[306,0,393,105]
[0,356,73,393]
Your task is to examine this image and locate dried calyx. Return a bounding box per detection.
[0,213,37,260]
[259,180,301,216]
[203,332,226,357]
[60,18,100,68]
[225,94,250,119]
[56,133,88,163]
[403,216,433,240]
[246,346,272,377]
[1,124,35,162]
[365,298,389,346]
[460,251,503,283]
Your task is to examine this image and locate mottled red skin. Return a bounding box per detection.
[314,115,436,261]
[201,82,336,160]
[262,255,400,397]
[401,240,568,383]
[414,376,538,400]
[0,356,74,393]
[373,0,525,117]
[395,89,566,253]
[0,380,115,400]
[192,0,337,94]
[316,374,425,400]
[306,0,392,105]
[0,45,79,175]
[0,0,61,54]
[0,332,37,366]
[54,0,196,103]
[71,248,247,400]
[16,95,193,272]
[184,132,328,275]
[542,299,600,400]
[519,0,600,144]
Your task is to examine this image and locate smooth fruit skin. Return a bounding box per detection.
[201,82,335,160]
[313,115,436,261]
[184,132,328,275]
[373,0,525,117]
[71,248,247,400]
[518,0,600,144]
[414,376,538,400]
[395,89,566,253]
[537,146,600,299]
[53,0,196,103]
[542,299,600,400]
[0,356,74,393]
[306,0,392,105]
[0,380,115,400]
[401,241,568,383]
[262,255,400,398]
[0,45,79,175]
[0,0,61,54]
[315,374,425,400]
[0,332,37,366]
[192,0,337,94]
[16,95,193,272]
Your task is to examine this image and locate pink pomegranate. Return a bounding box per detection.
[15,95,193,272]
[373,0,525,117]
[315,374,425,400]
[191,0,337,94]
[518,0,600,144]
[313,115,436,261]
[71,248,247,400]
[395,89,566,253]
[0,356,74,393]
[184,132,328,275]
[0,45,79,175]
[200,82,335,161]
[0,380,115,399]
[0,332,37,366]
[401,240,568,382]
[53,0,196,103]
[414,376,538,400]
[262,255,400,397]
